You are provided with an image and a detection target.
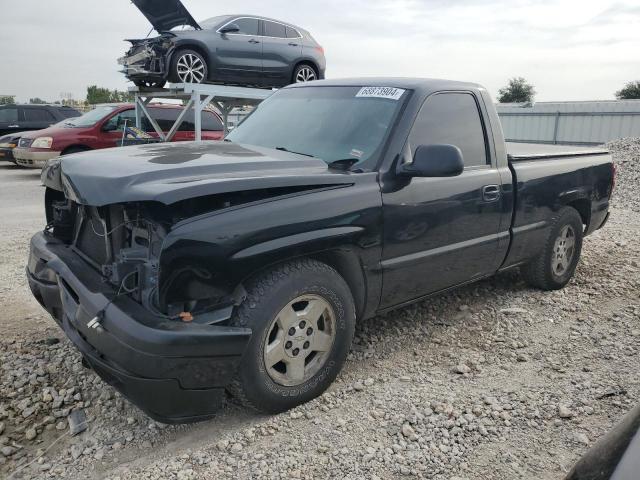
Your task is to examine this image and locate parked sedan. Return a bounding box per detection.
[0,104,81,137]
[13,103,223,168]
[119,0,325,89]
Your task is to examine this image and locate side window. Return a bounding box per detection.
[286,26,300,38]
[149,108,178,131]
[103,109,137,132]
[408,93,488,167]
[148,107,222,132]
[23,108,56,122]
[0,108,18,123]
[264,21,287,38]
[231,18,259,36]
[202,111,223,131]
[59,108,80,119]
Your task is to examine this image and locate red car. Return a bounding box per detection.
[13,103,224,168]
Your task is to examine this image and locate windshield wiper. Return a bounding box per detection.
[275,146,315,158]
[327,158,360,171]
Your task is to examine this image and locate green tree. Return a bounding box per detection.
[86,85,114,105]
[111,89,135,103]
[498,77,536,104]
[0,95,15,105]
[29,97,47,104]
[86,85,135,104]
[615,81,640,100]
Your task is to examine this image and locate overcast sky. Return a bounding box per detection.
[1,0,639,103]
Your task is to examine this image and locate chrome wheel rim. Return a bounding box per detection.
[295,66,316,83]
[176,53,205,83]
[552,225,576,276]
[263,294,336,387]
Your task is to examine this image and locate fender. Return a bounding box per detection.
[231,227,364,260]
[157,175,383,315]
[167,37,213,78]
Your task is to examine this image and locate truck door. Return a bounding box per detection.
[380,92,504,308]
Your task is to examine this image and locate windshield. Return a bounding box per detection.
[225,86,407,170]
[63,106,118,128]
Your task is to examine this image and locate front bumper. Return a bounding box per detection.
[27,231,251,423]
[14,147,61,168]
[119,47,171,83]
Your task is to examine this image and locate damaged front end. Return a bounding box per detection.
[42,183,303,325]
[43,190,226,324]
[28,187,254,422]
[118,34,175,86]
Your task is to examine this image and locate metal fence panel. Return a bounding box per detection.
[497,100,640,145]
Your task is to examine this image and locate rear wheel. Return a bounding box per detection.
[228,259,356,413]
[292,64,318,84]
[171,50,208,84]
[522,207,584,290]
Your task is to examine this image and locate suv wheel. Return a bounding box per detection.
[522,206,584,290]
[171,50,208,84]
[228,259,356,413]
[293,64,317,83]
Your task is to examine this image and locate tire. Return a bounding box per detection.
[133,79,167,89]
[292,64,318,84]
[170,49,208,84]
[228,259,356,413]
[522,206,584,290]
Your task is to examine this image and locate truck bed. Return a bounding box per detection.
[507,142,609,161]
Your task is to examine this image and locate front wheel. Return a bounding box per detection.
[171,50,208,84]
[522,206,584,290]
[228,259,356,413]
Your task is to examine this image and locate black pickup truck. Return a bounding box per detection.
[27,78,614,423]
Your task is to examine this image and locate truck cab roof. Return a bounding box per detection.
[287,77,485,95]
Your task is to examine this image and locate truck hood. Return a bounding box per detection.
[131,0,200,32]
[43,142,354,206]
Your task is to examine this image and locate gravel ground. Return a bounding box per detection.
[0,139,639,479]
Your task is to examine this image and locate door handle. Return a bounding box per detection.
[482,185,501,202]
[8,125,20,128]
[288,42,299,47]
[248,39,260,44]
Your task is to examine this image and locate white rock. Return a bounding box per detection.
[558,405,574,419]
[453,364,471,374]
[574,432,589,445]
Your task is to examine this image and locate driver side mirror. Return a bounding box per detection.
[398,144,464,178]
[219,23,240,34]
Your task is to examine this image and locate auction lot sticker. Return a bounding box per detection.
[356,87,405,100]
